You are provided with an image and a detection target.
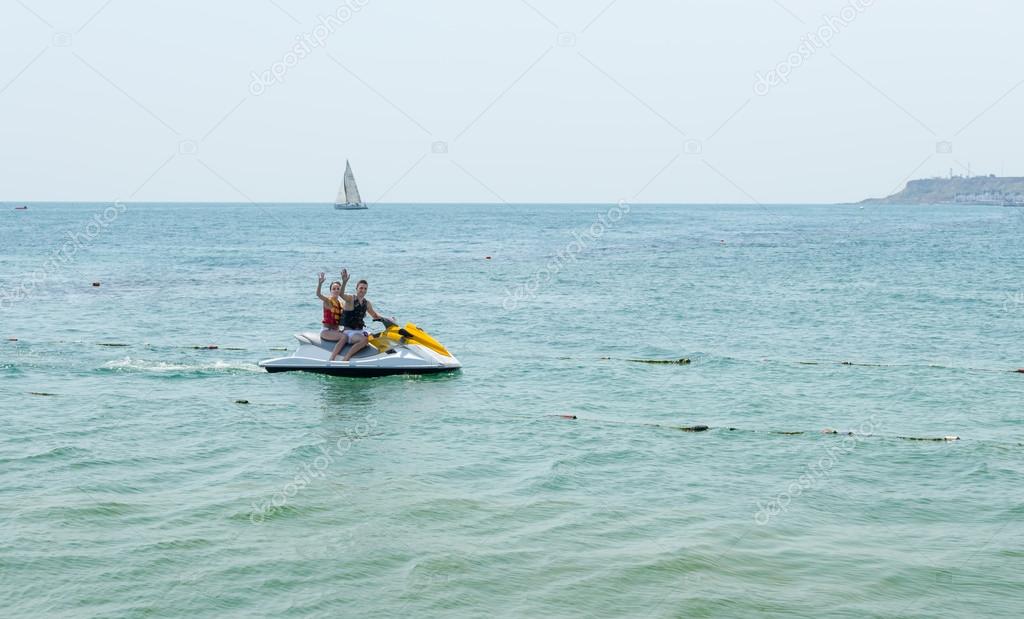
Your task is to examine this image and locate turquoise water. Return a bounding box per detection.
[2,202,1023,617]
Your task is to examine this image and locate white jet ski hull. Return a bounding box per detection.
[259,332,460,377]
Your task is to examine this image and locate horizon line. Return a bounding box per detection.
[4,199,877,206]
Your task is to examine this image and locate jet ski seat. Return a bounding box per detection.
[296,332,321,346]
[294,332,381,358]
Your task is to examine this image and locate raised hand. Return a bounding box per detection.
[341,268,350,283]
[318,272,326,284]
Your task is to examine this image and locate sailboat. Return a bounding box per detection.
[334,160,367,210]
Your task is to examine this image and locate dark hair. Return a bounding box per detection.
[357,279,368,286]
[330,281,342,288]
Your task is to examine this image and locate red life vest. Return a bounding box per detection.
[323,298,343,327]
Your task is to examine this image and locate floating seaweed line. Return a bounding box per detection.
[549,415,963,442]
[603,354,1023,375]
[2,338,260,352]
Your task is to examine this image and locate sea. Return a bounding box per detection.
[1,202,1022,618]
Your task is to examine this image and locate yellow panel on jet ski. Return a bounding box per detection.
[402,323,452,357]
[366,324,452,357]
[369,325,402,350]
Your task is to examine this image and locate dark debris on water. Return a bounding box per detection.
[551,415,961,442]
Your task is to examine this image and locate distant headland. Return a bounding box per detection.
[861,174,1024,205]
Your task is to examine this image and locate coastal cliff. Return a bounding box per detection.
[862,176,1024,205]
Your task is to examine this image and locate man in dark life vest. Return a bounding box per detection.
[329,270,390,362]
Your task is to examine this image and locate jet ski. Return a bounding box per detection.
[259,318,461,377]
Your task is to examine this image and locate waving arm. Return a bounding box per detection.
[316,272,331,303]
[338,268,353,302]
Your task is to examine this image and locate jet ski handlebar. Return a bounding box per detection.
[373,317,414,339]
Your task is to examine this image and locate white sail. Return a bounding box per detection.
[343,160,362,205]
[334,160,368,209]
[335,177,347,205]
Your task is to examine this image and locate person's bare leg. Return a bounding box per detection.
[329,334,348,361]
[321,329,341,342]
[341,334,369,361]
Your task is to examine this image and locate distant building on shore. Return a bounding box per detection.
[861,175,1024,206]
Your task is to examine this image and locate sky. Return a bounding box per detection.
[1,0,1022,204]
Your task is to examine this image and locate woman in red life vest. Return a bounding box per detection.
[316,270,349,346]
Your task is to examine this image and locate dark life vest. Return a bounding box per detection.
[342,297,368,329]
